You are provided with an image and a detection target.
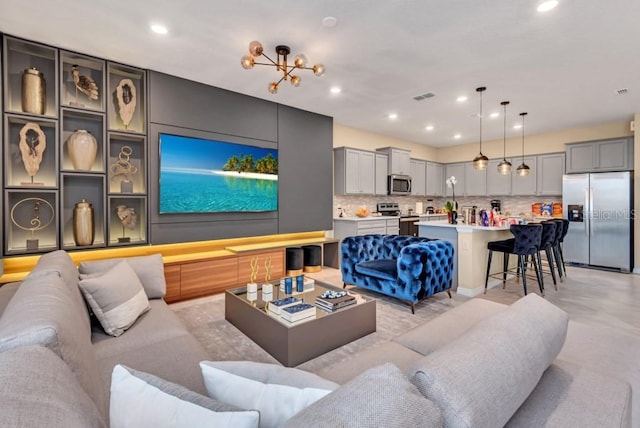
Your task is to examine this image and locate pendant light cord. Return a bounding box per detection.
[479,90,483,153]
[521,113,525,163]
[503,102,507,160]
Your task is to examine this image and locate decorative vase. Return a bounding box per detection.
[67,130,97,170]
[22,67,46,115]
[73,199,94,246]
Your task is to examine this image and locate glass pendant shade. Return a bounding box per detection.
[241,55,255,69]
[313,64,326,76]
[517,163,531,176]
[248,40,264,57]
[290,75,301,87]
[294,54,308,67]
[473,153,489,169]
[517,112,530,176]
[498,100,512,175]
[268,82,279,94]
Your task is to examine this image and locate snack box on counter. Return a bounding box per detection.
[280,303,316,323]
[531,202,563,218]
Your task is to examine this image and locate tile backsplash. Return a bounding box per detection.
[334,194,562,217]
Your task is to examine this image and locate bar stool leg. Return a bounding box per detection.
[519,255,528,295]
[553,244,564,283]
[502,253,509,289]
[534,252,545,296]
[484,249,493,294]
[545,248,558,289]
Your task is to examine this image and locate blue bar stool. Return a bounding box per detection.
[484,224,543,296]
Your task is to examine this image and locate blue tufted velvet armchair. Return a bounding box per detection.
[340,234,454,313]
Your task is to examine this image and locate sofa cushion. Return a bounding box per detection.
[0,282,21,315]
[79,260,151,337]
[0,272,107,419]
[110,365,259,428]
[410,293,569,428]
[355,258,397,281]
[506,359,632,427]
[79,253,166,299]
[200,361,336,428]
[0,345,106,428]
[394,298,507,355]
[283,363,443,428]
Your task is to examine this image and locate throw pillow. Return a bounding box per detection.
[0,345,106,428]
[410,293,569,428]
[79,254,166,299]
[283,363,443,428]
[200,361,337,428]
[79,260,150,337]
[110,365,259,428]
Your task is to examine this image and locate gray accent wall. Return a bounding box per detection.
[147,71,332,244]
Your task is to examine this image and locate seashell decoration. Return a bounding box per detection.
[116,78,136,129]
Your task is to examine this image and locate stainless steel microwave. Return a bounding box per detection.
[388,174,412,195]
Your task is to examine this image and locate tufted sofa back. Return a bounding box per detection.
[382,235,435,259]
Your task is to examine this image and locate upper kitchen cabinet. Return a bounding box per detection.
[444,163,465,197]
[374,152,388,195]
[376,147,411,175]
[565,138,633,173]
[463,162,486,196]
[537,153,565,195]
[486,159,512,196]
[334,147,375,195]
[425,162,444,196]
[410,158,426,196]
[511,156,537,195]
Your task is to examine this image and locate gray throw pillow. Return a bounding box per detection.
[79,254,166,299]
[283,363,443,428]
[79,260,151,337]
[410,293,569,428]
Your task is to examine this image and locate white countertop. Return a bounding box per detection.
[417,213,448,217]
[416,220,512,231]
[334,216,399,222]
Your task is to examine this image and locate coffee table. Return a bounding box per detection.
[225,280,376,367]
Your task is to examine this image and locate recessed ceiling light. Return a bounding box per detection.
[454,134,462,139]
[490,112,500,118]
[537,0,558,12]
[322,16,338,28]
[150,23,168,35]
[330,86,342,94]
[425,125,434,131]
[388,113,398,120]
[456,96,468,103]
[513,124,522,129]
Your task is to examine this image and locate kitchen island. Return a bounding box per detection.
[416,220,516,296]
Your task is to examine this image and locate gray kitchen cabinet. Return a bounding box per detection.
[334,147,375,195]
[410,158,426,196]
[444,163,465,198]
[536,153,565,195]
[375,153,388,195]
[376,147,411,175]
[486,159,512,196]
[511,156,537,195]
[333,217,399,241]
[565,138,633,173]
[425,162,444,196]
[463,162,487,196]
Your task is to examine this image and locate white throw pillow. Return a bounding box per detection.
[200,362,334,428]
[79,260,150,337]
[110,365,259,428]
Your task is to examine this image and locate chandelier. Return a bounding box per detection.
[240,41,325,94]
[517,112,531,176]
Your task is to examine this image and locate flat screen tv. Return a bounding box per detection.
[159,133,278,214]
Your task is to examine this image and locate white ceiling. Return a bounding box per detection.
[1,0,638,147]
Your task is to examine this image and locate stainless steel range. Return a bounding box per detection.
[376,202,400,216]
[377,202,419,236]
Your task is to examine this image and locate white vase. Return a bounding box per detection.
[67,129,97,170]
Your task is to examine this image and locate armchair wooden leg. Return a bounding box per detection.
[343,282,347,289]
[446,290,452,298]
[410,303,415,314]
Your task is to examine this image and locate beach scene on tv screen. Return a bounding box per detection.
[160,134,278,213]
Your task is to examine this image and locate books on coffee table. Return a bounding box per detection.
[268,296,302,316]
[280,303,316,323]
[315,292,356,312]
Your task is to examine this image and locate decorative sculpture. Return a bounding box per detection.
[18,122,46,185]
[109,145,138,192]
[71,65,99,106]
[22,67,46,115]
[115,78,136,129]
[115,204,137,243]
[67,129,97,170]
[10,197,55,251]
[73,199,95,246]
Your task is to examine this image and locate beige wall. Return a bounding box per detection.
[635,114,640,273]
[335,120,632,163]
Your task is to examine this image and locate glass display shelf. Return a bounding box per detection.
[60,50,105,112]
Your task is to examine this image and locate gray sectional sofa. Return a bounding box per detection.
[0,250,633,427]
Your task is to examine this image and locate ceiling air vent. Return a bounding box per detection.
[616,88,629,95]
[413,92,435,101]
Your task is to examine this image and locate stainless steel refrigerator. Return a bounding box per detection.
[562,172,633,272]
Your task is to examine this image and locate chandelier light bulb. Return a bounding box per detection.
[268,82,279,94]
[290,75,301,87]
[240,55,255,70]
[313,64,326,77]
[248,40,264,57]
[294,54,308,68]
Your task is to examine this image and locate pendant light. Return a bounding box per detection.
[472,86,489,170]
[517,112,531,176]
[497,101,512,175]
